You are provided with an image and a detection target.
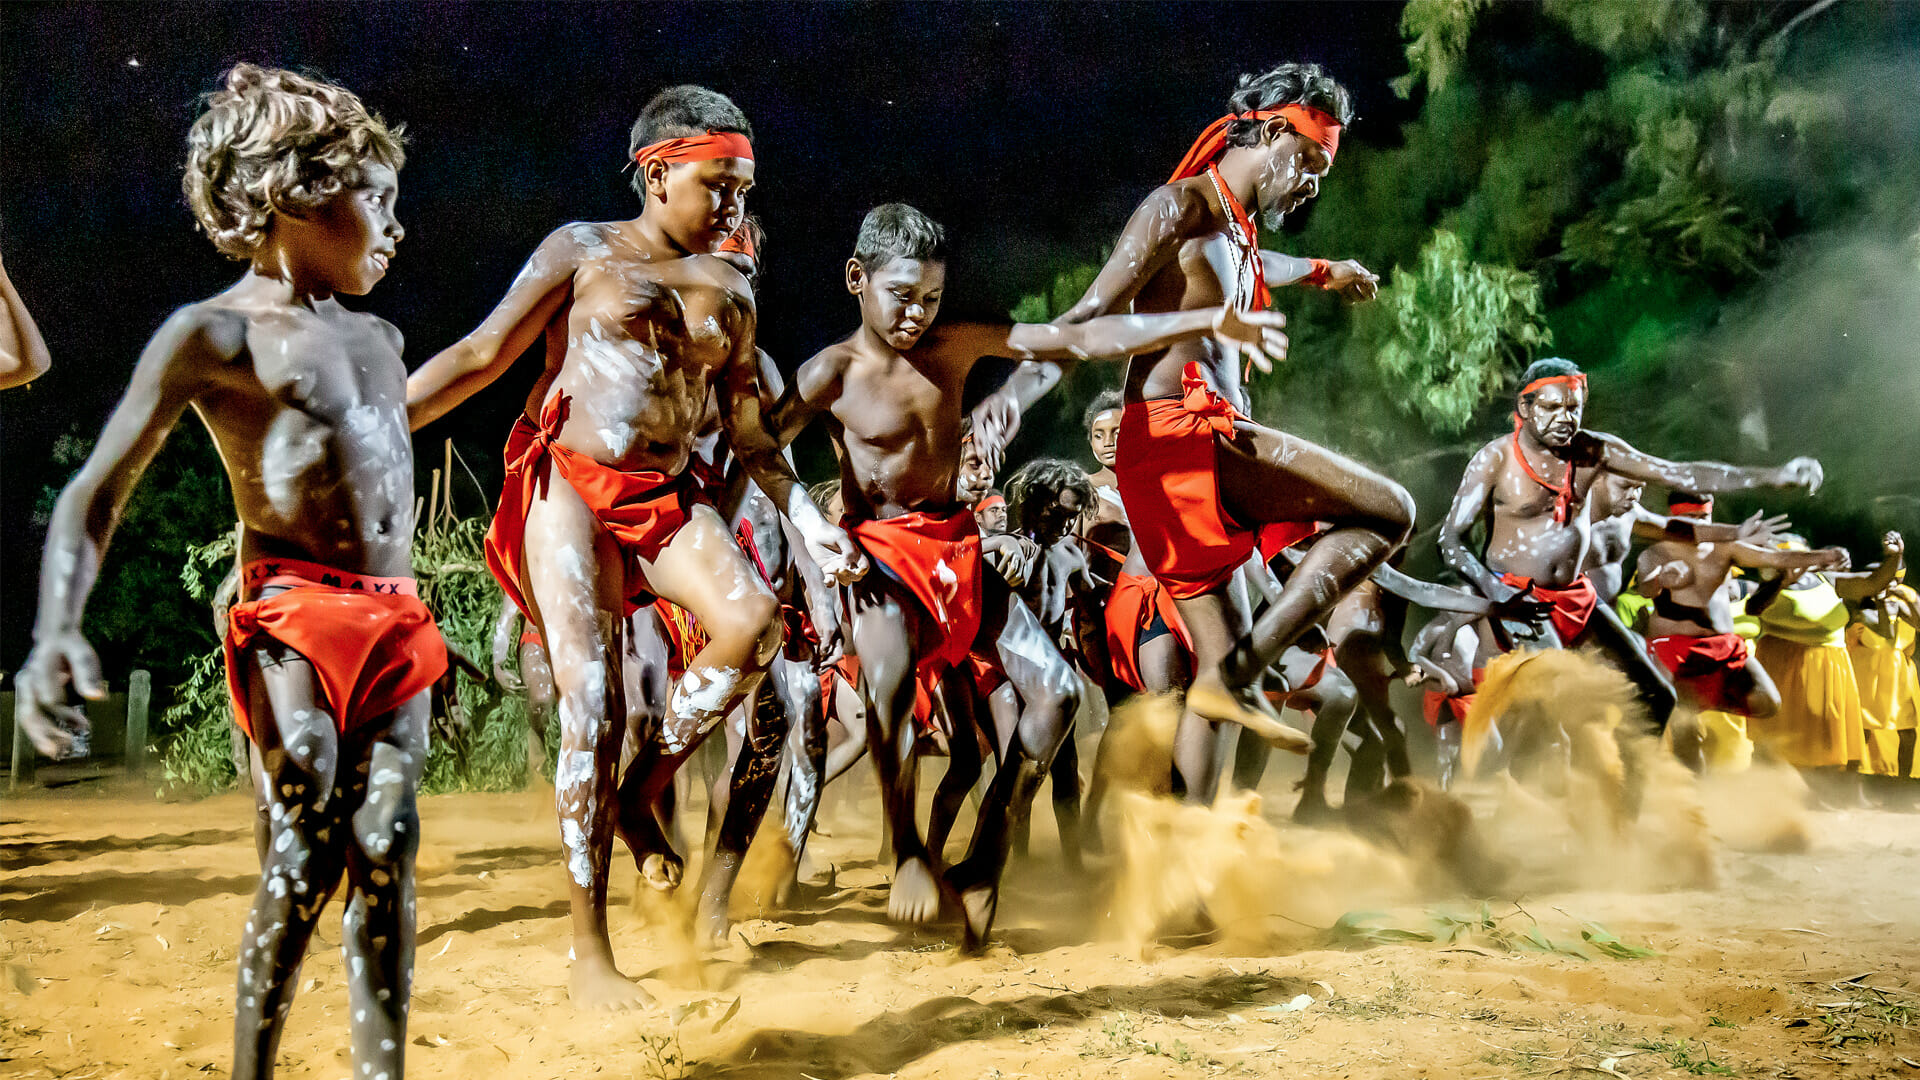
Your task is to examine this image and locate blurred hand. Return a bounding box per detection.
[1210,308,1288,373]
[14,630,103,759]
[1322,259,1379,303]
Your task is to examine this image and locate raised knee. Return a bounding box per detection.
[1382,483,1416,544]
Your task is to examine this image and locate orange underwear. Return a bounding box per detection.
[484,394,698,619]
[223,558,448,743]
[1115,363,1317,600]
[1497,571,1599,645]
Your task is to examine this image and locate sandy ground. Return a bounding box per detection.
[6,749,1920,1080]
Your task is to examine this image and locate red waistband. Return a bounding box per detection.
[240,558,418,599]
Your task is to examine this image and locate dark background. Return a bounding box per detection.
[0,1,1412,674]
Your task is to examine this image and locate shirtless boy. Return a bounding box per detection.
[407,86,861,1007]
[1440,357,1823,730]
[1042,62,1414,802]
[16,66,438,1079]
[775,202,1288,945]
[1637,493,1849,716]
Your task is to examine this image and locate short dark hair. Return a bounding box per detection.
[628,85,752,198]
[1084,389,1124,429]
[1225,62,1354,149]
[1007,458,1095,533]
[1518,357,1583,401]
[854,203,945,271]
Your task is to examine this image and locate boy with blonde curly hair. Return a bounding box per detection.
[15,64,435,1079]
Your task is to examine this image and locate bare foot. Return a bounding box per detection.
[640,852,683,892]
[887,855,942,924]
[568,950,654,1011]
[1187,673,1312,754]
[696,889,732,949]
[946,861,998,954]
[1292,787,1337,825]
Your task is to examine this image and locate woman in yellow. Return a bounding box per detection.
[1848,568,1920,779]
[1751,533,1903,800]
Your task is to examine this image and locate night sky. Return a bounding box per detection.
[0,1,1411,667]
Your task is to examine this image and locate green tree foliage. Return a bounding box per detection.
[1365,229,1551,434]
[157,482,547,796]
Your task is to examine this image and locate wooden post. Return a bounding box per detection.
[9,710,30,790]
[126,669,152,778]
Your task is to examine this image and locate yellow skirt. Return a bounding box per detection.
[1847,626,1918,776]
[1751,639,1866,770]
[1697,709,1754,772]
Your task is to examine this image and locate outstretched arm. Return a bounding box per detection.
[406,227,580,430]
[1833,533,1903,601]
[1598,435,1823,497]
[1261,250,1379,303]
[0,249,51,390]
[1371,564,1491,615]
[1626,505,1786,545]
[961,306,1288,466]
[18,308,230,755]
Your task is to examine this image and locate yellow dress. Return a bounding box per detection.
[1848,597,1919,777]
[1752,579,1867,770]
[1694,590,1755,772]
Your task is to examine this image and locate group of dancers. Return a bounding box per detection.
[7,57,1903,1080]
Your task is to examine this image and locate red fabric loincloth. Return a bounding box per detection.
[1421,668,1486,728]
[1497,571,1599,645]
[1115,362,1317,600]
[223,558,449,743]
[1649,632,1751,713]
[484,395,698,620]
[1105,570,1194,694]
[1264,647,1338,713]
[847,507,984,677]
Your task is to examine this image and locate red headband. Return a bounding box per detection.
[1169,104,1343,182]
[633,131,755,168]
[719,224,758,261]
[976,494,1006,512]
[1668,498,1712,516]
[1519,373,1587,400]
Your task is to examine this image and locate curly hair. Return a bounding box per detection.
[1224,62,1353,149]
[1084,388,1124,430]
[183,64,405,260]
[1005,457,1095,533]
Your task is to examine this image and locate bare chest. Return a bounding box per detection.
[835,358,959,451]
[568,258,738,378]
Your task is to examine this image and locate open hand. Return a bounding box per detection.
[1210,307,1289,373]
[969,392,1021,472]
[1322,259,1379,303]
[13,631,103,759]
[1736,512,1791,547]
